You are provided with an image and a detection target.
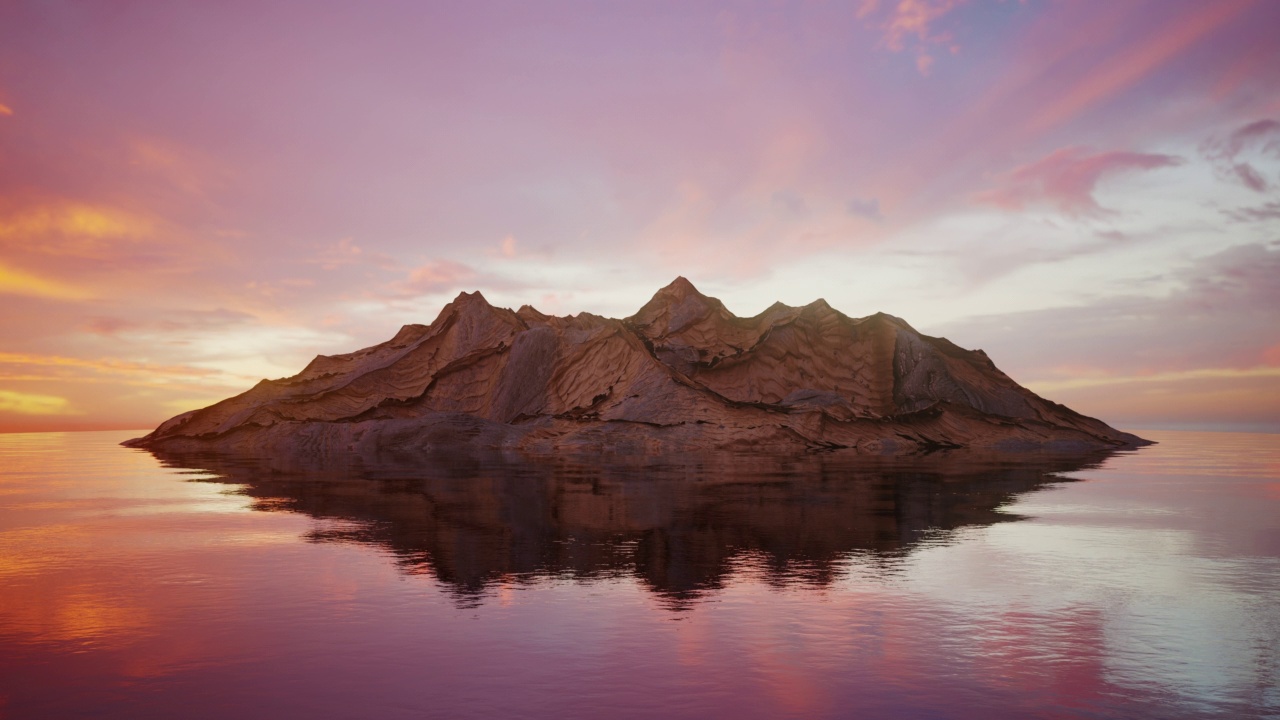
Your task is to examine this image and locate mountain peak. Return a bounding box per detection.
[452,290,490,305]
[658,276,705,299]
[629,276,722,326]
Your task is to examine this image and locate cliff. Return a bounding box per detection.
[124,278,1149,454]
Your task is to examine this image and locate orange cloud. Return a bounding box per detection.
[0,352,221,380]
[0,202,158,288]
[0,103,12,116]
[0,262,91,300]
[0,390,75,416]
[0,197,224,300]
[0,351,252,432]
[0,203,152,245]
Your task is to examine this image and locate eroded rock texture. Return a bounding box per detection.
[125,278,1149,454]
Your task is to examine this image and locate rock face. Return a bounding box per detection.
[124,278,1149,454]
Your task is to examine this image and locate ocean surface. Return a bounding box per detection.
[0,429,1276,719]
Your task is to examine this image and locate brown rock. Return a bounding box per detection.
[124,278,1150,454]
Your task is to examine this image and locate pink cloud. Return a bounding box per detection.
[311,237,395,271]
[1264,343,1280,367]
[84,316,143,336]
[1226,118,1280,151]
[975,147,1182,216]
[484,235,518,259]
[882,0,961,51]
[396,260,478,297]
[1021,1,1253,138]
[152,308,255,334]
[859,0,964,75]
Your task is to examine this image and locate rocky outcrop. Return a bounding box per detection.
[124,278,1149,454]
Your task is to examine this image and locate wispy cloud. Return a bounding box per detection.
[1027,366,1280,394]
[845,197,883,222]
[1202,118,1280,192]
[395,260,478,297]
[82,308,253,337]
[0,262,92,300]
[1021,0,1254,137]
[1224,200,1280,223]
[975,147,1183,216]
[310,237,394,271]
[0,202,153,249]
[485,234,519,259]
[0,390,74,416]
[0,352,223,380]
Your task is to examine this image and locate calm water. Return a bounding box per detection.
[0,431,1277,719]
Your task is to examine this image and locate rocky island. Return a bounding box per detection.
[124,278,1149,455]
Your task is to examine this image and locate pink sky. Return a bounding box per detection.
[1,0,1278,433]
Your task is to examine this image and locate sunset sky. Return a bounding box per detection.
[1,0,1278,433]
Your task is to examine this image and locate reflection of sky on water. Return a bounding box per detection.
[0,430,1275,718]
[891,431,1280,713]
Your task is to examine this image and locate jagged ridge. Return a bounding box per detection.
[125,278,1150,454]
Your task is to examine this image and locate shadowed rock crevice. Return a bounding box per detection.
[125,278,1150,454]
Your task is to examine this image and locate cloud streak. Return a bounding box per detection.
[975,147,1183,216]
[1202,118,1280,192]
[395,260,479,298]
[0,352,223,380]
[0,390,73,416]
[1020,0,1254,138]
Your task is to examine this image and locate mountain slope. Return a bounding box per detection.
[125,278,1149,454]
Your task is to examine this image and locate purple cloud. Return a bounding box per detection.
[846,197,883,221]
[1202,118,1280,192]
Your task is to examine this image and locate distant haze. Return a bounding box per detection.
[0,1,1277,433]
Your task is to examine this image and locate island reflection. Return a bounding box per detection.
[146,448,1118,609]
